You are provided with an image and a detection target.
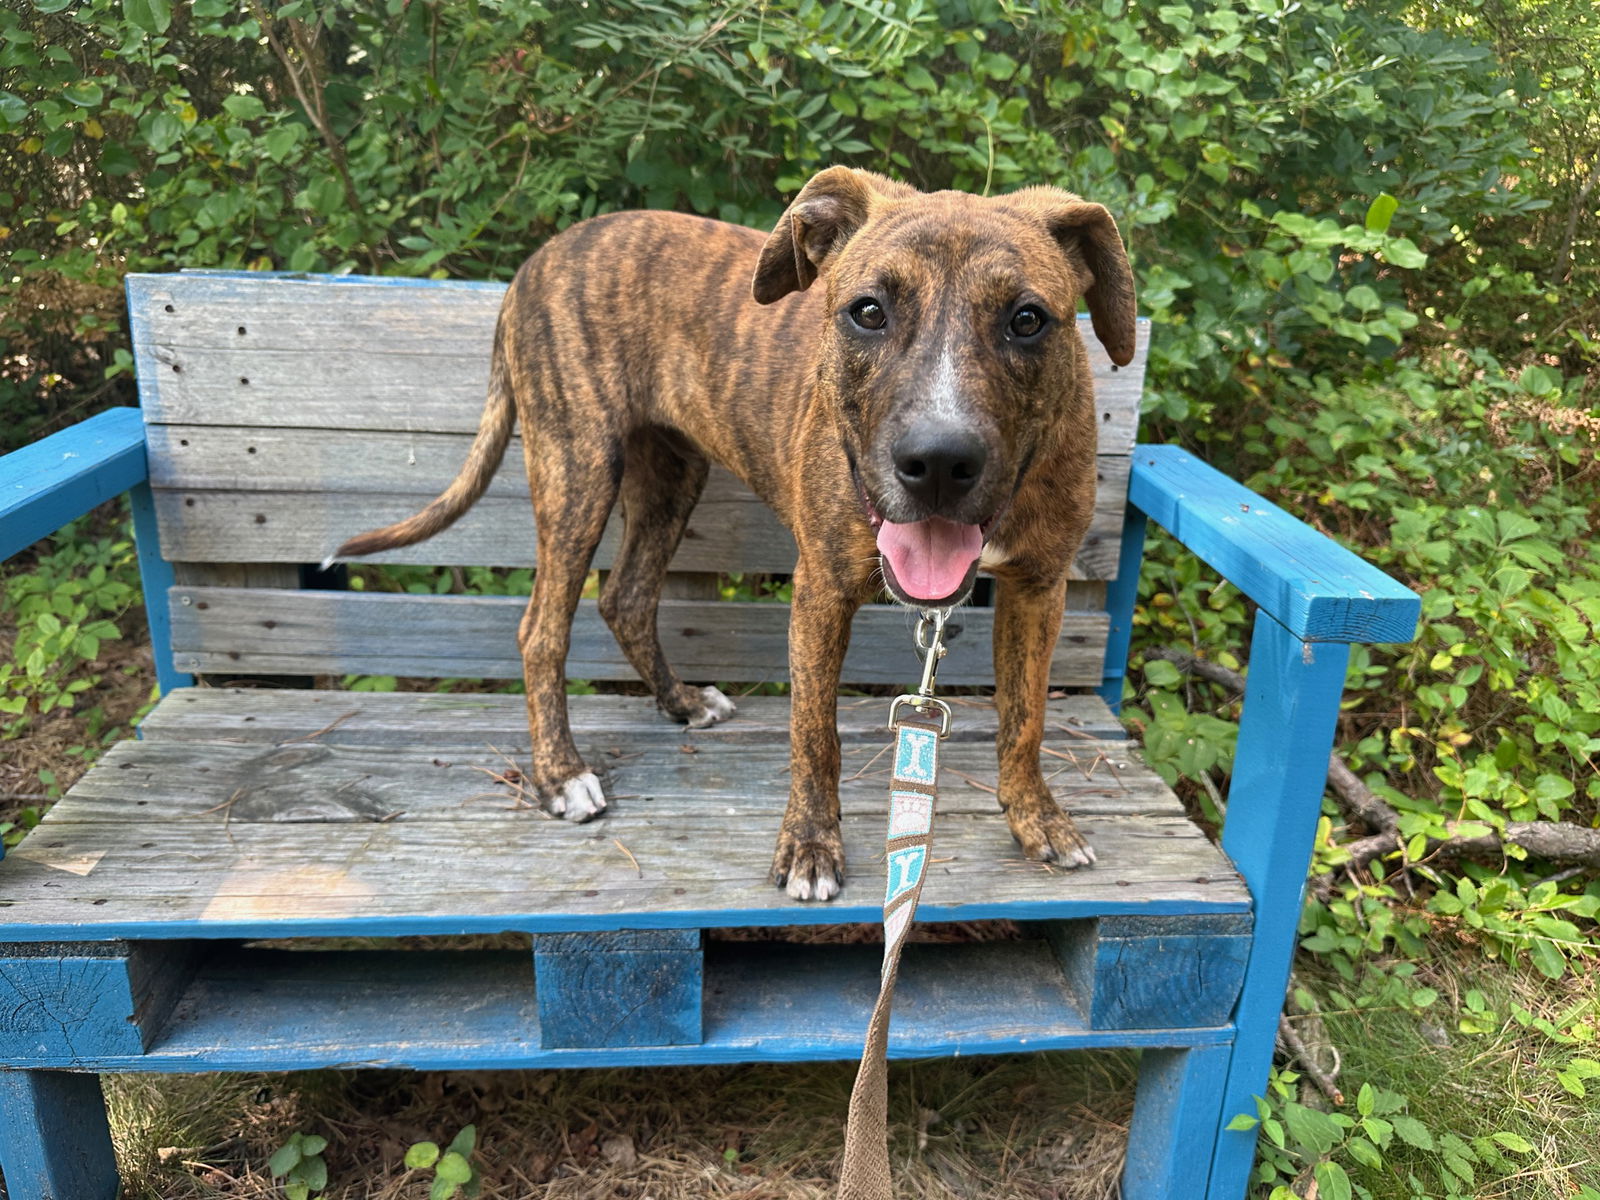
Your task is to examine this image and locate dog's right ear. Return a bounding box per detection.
[752,167,909,304]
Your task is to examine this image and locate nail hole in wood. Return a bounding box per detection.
[164,304,174,312]
[247,446,257,454]
[171,363,181,373]
[254,513,266,524]
[237,325,247,335]
[240,377,250,386]
[180,438,189,446]
[184,497,196,507]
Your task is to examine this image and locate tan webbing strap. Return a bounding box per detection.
[839,607,953,1200]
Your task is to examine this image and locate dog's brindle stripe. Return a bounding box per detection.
[333,167,1134,900]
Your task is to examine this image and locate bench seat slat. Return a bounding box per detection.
[134,690,1129,746]
[0,810,1243,940]
[1,682,1244,941]
[56,739,1172,823]
[168,588,1112,686]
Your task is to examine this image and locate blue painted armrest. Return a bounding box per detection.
[1129,445,1419,644]
[0,408,149,562]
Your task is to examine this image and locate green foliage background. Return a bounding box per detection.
[2,1,1598,1195]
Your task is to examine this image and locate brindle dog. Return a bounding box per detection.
[332,167,1136,901]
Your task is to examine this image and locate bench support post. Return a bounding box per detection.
[1098,507,1147,712]
[534,930,703,1049]
[130,478,192,696]
[1206,612,1351,1199]
[1122,1042,1232,1199]
[0,1069,119,1200]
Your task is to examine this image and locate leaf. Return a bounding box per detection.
[222,93,266,120]
[268,1143,303,1177]
[1391,1114,1434,1150]
[63,80,103,107]
[405,1142,440,1170]
[123,0,172,34]
[436,1151,473,1184]
[1143,658,1182,687]
[1380,237,1427,269]
[445,1125,477,1157]
[1528,937,1565,980]
[1365,192,1398,234]
[1315,1160,1353,1200]
[296,1156,328,1191]
[299,1135,327,1156]
[430,1177,459,1200]
[1491,1131,1534,1154]
[1224,1112,1259,1132]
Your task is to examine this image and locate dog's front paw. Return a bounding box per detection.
[1003,793,1095,867]
[685,685,736,729]
[546,771,607,822]
[770,827,846,901]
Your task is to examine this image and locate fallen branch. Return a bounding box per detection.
[1146,648,1600,890]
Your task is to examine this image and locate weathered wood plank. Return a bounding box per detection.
[0,801,1246,940]
[50,736,1172,823]
[1047,915,1251,1030]
[144,435,1130,580]
[0,1070,119,1200]
[534,930,703,1048]
[1122,1044,1234,1200]
[130,273,1149,455]
[134,689,1131,746]
[0,407,148,561]
[165,588,1111,687]
[0,942,1228,1072]
[1131,445,1421,644]
[0,940,195,1059]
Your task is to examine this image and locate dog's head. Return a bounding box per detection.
[752,167,1135,607]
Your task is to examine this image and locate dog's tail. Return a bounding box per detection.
[323,355,515,569]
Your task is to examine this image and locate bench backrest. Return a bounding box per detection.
[129,271,1148,689]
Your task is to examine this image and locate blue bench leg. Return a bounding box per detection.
[0,1069,119,1200]
[1207,613,1352,1199]
[1121,1043,1232,1198]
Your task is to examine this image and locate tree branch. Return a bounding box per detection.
[1146,649,1600,894]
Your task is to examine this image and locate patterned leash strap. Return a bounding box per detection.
[838,607,953,1200]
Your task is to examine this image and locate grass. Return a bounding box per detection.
[106,1053,1136,1198]
[1307,947,1600,1198]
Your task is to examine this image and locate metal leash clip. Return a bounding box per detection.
[887,606,954,738]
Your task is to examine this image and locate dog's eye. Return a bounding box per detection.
[849,299,887,331]
[1008,306,1047,339]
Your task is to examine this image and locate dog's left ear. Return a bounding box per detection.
[1044,202,1138,367]
[752,167,911,304]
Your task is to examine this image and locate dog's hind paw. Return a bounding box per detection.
[685,685,736,729]
[547,771,607,822]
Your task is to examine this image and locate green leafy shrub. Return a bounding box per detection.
[1,514,139,737]
[268,1130,328,1200]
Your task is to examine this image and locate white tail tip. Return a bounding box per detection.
[318,553,341,573]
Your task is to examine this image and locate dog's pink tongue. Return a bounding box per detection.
[876,518,982,600]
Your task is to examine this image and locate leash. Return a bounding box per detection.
[838,606,953,1200]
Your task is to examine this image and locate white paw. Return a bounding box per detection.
[686,685,737,729]
[547,771,607,822]
[786,870,840,902]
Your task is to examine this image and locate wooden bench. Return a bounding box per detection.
[0,270,1418,1200]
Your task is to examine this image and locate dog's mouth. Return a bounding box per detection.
[856,474,1002,606]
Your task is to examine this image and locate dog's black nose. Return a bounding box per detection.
[892,421,987,511]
